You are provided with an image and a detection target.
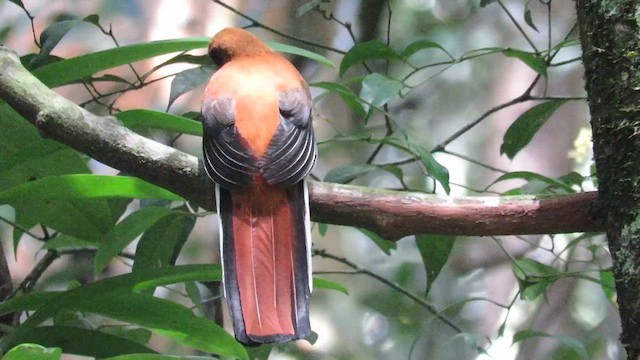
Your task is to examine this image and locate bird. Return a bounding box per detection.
[201,27,316,345]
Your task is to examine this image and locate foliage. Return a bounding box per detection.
[0,0,613,359]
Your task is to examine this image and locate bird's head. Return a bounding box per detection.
[208,28,273,67]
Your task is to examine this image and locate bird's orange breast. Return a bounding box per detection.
[204,53,306,158]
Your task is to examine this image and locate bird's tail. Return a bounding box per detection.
[216,181,312,345]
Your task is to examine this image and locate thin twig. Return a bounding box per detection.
[211,0,346,55]
[441,149,509,174]
[497,0,538,52]
[314,249,465,334]
[434,94,531,151]
[0,216,45,241]
[6,250,58,300]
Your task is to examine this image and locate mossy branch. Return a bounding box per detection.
[0,45,601,240]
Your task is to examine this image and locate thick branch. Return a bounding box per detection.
[0,46,601,240]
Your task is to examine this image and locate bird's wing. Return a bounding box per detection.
[261,86,317,186]
[202,96,258,190]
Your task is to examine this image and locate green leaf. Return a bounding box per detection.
[268,41,336,69]
[558,172,585,188]
[0,174,183,204]
[340,41,400,76]
[297,0,324,16]
[185,281,205,315]
[150,53,213,75]
[3,344,62,360]
[33,38,211,87]
[0,104,90,192]
[500,99,568,159]
[311,82,366,117]
[513,331,588,360]
[524,7,539,32]
[94,206,177,274]
[489,171,576,193]
[502,49,547,76]
[30,16,101,68]
[12,199,111,241]
[0,103,104,245]
[8,0,26,10]
[410,145,450,194]
[5,326,155,358]
[313,277,349,295]
[401,39,452,60]
[358,228,396,255]
[73,293,247,359]
[514,258,560,278]
[317,223,328,237]
[0,265,222,316]
[133,211,196,285]
[359,73,404,119]
[324,164,378,184]
[116,110,203,136]
[42,235,97,250]
[167,66,214,111]
[599,270,615,300]
[100,327,153,347]
[512,258,561,300]
[415,235,456,294]
[32,19,82,68]
[479,0,497,6]
[82,14,101,27]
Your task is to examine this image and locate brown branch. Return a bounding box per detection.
[0,45,602,240]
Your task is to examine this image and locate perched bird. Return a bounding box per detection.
[201,28,316,345]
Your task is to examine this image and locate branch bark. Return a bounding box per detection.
[0,45,601,240]
[576,1,640,357]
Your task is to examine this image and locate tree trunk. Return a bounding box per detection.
[576,1,640,358]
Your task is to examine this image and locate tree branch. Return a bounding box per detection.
[0,45,601,240]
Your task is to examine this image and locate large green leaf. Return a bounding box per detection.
[401,39,453,60]
[30,16,102,69]
[0,103,104,245]
[339,41,400,76]
[116,110,203,136]
[0,265,222,318]
[32,37,333,88]
[70,293,247,359]
[502,49,547,76]
[5,326,155,358]
[33,38,211,88]
[311,82,366,117]
[0,174,183,204]
[94,206,178,274]
[11,199,109,240]
[3,344,62,360]
[415,235,456,294]
[267,41,335,69]
[359,73,404,120]
[501,99,568,159]
[167,66,214,110]
[133,211,196,288]
[1,266,224,356]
